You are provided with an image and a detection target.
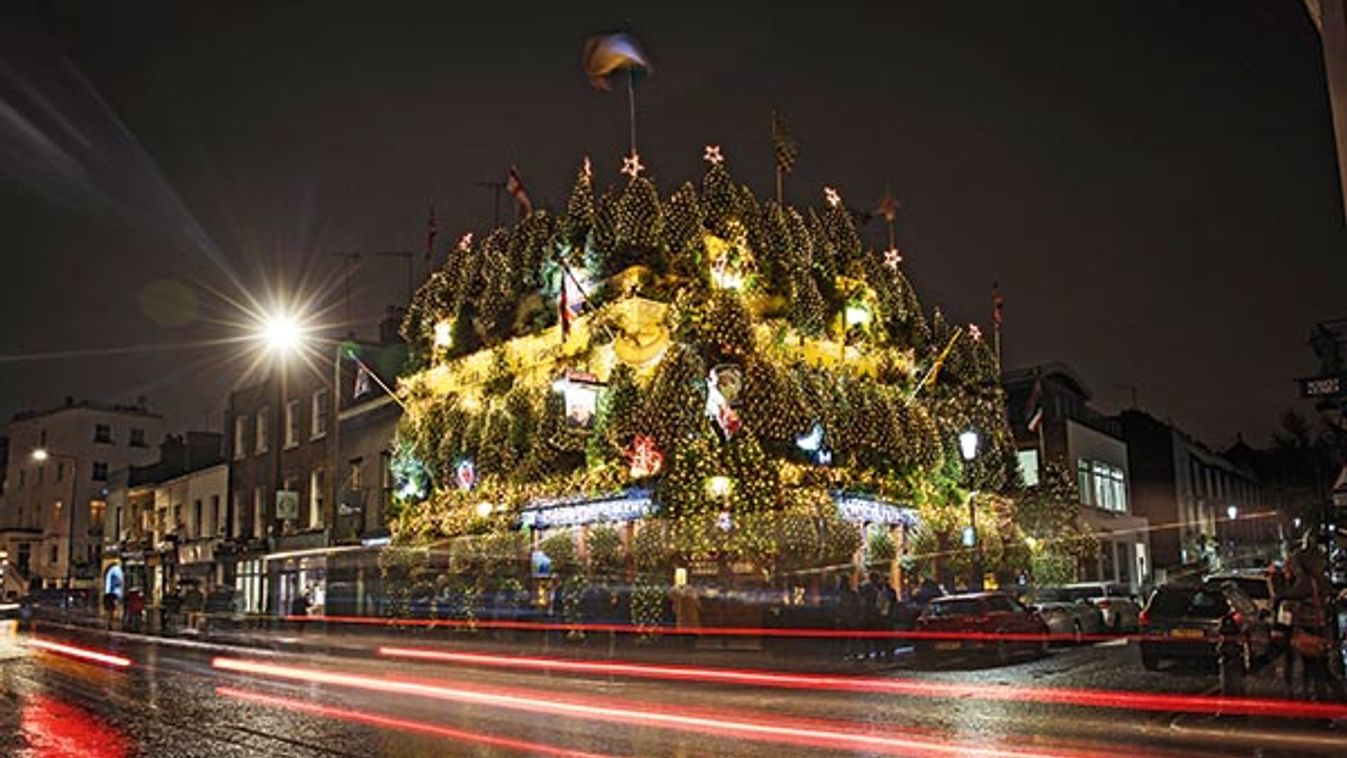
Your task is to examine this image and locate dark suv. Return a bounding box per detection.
[1138,582,1270,672]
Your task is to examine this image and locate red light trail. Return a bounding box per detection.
[212,656,1107,758]
[27,637,132,668]
[216,686,618,758]
[375,646,1347,721]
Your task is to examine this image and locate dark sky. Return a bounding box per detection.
[0,1,1342,447]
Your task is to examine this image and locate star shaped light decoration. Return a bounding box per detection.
[457,232,474,252]
[969,324,983,342]
[824,186,842,208]
[620,152,644,179]
[703,145,724,166]
[582,155,592,180]
[883,247,903,270]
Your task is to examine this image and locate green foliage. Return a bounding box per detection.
[640,344,707,457]
[563,160,596,250]
[588,364,641,468]
[701,161,738,233]
[614,176,664,270]
[1015,462,1098,562]
[867,530,897,570]
[585,523,623,577]
[739,359,811,448]
[540,531,579,576]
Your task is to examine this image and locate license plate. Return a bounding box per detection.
[934,641,962,650]
[1169,628,1204,639]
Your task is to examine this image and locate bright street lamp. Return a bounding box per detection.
[259,312,304,354]
[1226,505,1238,521]
[31,448,49,462]
[959,430,979,462]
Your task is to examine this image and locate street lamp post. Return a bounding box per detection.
[959,430,984,591]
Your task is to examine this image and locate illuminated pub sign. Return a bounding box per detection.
[518,489,654,529]
[830,492,917,526]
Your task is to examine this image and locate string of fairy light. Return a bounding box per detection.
[396,144,1017,592]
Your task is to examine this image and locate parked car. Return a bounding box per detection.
[1021,588,1106,643]
[915,592,1050,664]
[1063,582,1141,632]
[1203,573,1272,617]
[1138,582,1271,672]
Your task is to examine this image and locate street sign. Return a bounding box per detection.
[1299,375,1344,399]
[276,490,300,520]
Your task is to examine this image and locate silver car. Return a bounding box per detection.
[1023,588,1106,643]
[1063,582,1141,632]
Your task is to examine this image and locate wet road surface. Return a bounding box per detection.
[2,620,1345,757]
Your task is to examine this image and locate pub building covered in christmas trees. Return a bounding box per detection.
[383,146,1028,632]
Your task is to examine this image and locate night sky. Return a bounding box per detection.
[0,1,1342,447]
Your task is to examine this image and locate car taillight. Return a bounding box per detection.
[1138,609,1149,627]
[1230,610,1243,628]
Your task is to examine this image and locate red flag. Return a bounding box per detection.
[992,283,1004,329]
[1024,370,1044,433]
[507,164,532,216]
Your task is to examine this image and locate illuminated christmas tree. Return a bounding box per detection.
[394,144,1025,590]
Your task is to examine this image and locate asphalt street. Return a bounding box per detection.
[2,620,1345,757]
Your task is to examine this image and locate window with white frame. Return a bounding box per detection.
[312,389,329,439]
[234,415,248,459]
[284,399,300,448]
[1017,449,1040,487]
[253,486,265,539]
[1078,458,1127,513]
[309,467,326,529]
[255,406,270,454]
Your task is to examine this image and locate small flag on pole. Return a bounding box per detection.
[354,361,374,399]
[771,110,799,174]
[1025,370,1044,432]
[558,266,585,338]
[506,164,532,217]
[582,32,651,91]
[875,190,900,224]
